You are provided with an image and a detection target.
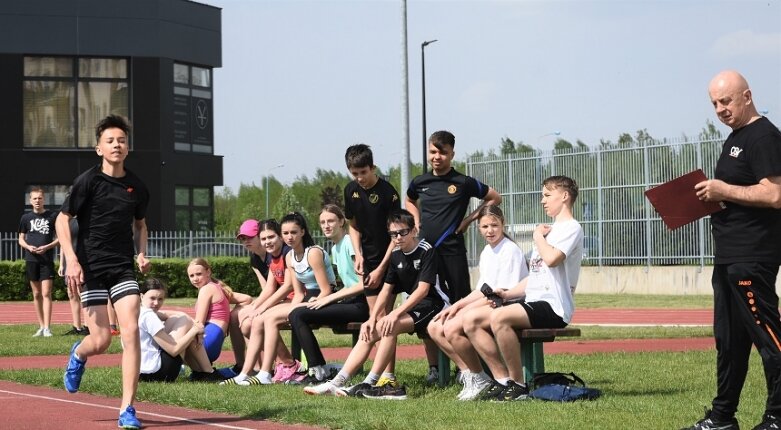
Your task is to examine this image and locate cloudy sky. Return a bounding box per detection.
[200,0,781,190]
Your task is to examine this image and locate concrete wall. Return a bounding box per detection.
[469,266,781,295]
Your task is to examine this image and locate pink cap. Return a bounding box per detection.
[236,219,259,239]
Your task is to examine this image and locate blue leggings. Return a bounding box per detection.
[203,322,226,363]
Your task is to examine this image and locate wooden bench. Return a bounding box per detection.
[438,327,581,386]
[284,323,580,387]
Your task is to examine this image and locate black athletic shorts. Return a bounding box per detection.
[81,265,140,307]
[139,350,183,383]
[362,260,387,297]
[515,300,567,329]
[26,261,54,282]
[406,297,446,335]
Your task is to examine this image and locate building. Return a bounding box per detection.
[0,0,223,231]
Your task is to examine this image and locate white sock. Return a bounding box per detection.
[380,372,395,380]
[362,372,380,385]
[332,372,349,387]
[257,371,273,383]
[496,377,510,386]
[234,373,248,382]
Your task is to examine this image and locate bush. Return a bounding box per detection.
[0,257,258,301]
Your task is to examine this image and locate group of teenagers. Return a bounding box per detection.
[137,136,585,403]
[58,114,582,429]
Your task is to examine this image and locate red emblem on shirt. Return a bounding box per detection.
[127,187,134,193]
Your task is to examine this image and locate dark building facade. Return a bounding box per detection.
[0,0,223,231]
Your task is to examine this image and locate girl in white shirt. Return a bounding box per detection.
[427,205,528,400]
[138,278,222,382]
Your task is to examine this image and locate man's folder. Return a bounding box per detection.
[645,169,724,230]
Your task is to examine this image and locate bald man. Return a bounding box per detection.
[684,71,781,430]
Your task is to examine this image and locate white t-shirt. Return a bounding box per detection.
[476,236,529,291]
[138,306,166,374]
[524,219,583,324]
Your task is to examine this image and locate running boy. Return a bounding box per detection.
[18,187,59,337]
[406,130,502,382]
[304,209,449,399]
[465,175,583,401]
[57,114,151,429]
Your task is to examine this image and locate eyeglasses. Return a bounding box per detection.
[388,228,412,238]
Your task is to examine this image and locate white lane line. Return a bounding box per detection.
[0,389,257,430]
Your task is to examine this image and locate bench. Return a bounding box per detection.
[284,323,580,387]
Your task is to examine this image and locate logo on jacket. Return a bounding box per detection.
[447,185,457,194]
[729,146,743,158]
[369,193,379,204]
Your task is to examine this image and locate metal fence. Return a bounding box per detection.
[1,230,330,261]
[466,136,725,268]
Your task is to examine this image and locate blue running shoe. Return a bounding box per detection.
[64,340,86,393]
[118,405,141,429]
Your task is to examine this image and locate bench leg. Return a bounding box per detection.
[520,340,544,384]
[437,349,450,387]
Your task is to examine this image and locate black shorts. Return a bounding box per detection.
[515,300,566,329]
[81,265,140,307]
[139,350,183,383]
[26,261,54,282]
[406,297,445,335]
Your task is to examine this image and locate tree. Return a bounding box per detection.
[272,188,309,221]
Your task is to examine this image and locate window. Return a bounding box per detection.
[175,186,213,231]
[23,56,129,149]
[173,63,213,154]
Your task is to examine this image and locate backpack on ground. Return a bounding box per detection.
[529,372,602,402]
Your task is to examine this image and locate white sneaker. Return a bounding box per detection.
[42,328,53,337]
[459,373,492,401]
[456,372,475,400]
[32,328,44,337]
[303,380,347,396]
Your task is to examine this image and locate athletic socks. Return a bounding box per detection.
[362,372,380,385]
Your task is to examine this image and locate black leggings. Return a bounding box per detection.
[287,296,369,367]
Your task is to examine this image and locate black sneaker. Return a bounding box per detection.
[479,381,506,401]
[362,384,408,400]
[81,326,90,335]
[344,382,373,397]
[499,381,529,401]
[752,413,780,430]
[64,327,82,336]
[681,409,739,430]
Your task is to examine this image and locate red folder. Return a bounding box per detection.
[645,169,725,230]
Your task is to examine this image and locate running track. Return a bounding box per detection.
[0,301,716,429]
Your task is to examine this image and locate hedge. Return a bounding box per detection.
[0,257,259,301]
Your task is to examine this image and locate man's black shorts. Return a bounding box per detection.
[26,261,54,282]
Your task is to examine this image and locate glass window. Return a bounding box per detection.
[23,56,129,149]
[175,187,190,205]
[191,66,210,87]
[23,185,70,208]
[192,209,211,231]
[174,63,189,84]
[77,81,129,147]
[79,58,127,79]
[22,81,75,148]
[193,188,210,206]
[24,57,72,77]
[175,208,191,231]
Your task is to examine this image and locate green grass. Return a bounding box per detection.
[0,350,769,430]
[575,293,712,309]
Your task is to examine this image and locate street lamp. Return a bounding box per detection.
[265,164,284,218]
[421,39,437,174]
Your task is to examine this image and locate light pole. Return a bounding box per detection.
[265,164,284,218]
[421,39,437,174]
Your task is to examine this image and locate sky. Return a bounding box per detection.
[199,0,781,191]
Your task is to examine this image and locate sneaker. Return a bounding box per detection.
[219,375,268,386]
[376,376,399,388]
[455,369,465,385]
[81,326,90,335]
[425,366,439,385]
[362,384,408,400]
[42,328,53,337]
[32,327,44,337]
[479,381,507,401]
[303,380,347,396]
[64,327,83,336]
[190,370,225,383]
[752,413,780,430]
[498,381,529,401]
[286,365,340,386]
[118,405,141,429]
[64,341,86,393]
[110,325,120,336]
[216,366,239,379]
[343,382,373,397]
[272,359,306,383]
[458,373,492,401]
[680,409,740,430]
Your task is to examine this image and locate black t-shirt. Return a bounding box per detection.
[712,116,781,264]
[18,210,58,263]
[384,239,446,303]
[406,169,489,255]
[344,177,400,266]
[60,165,150,273]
